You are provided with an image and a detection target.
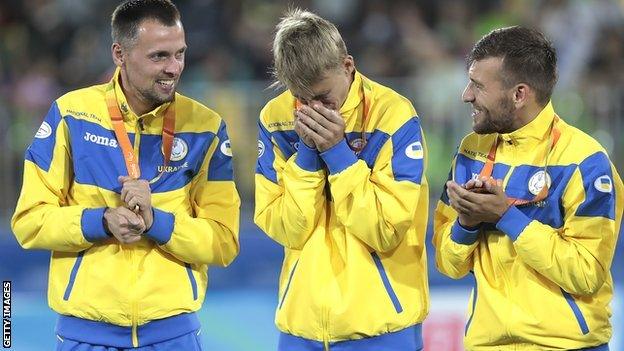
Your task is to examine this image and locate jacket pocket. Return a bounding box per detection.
[63,251,86,300]
[560,288,589,334]
[278,260,299,310]
[371,252,403,313]
[185,263,198,300]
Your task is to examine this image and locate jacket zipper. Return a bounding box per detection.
[130,119,142,347]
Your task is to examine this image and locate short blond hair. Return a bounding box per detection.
[272,8,348,97]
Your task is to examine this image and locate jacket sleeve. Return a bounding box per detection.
[432,162,480,279]
[144,120,240,266]
[11,102,108,252]
[254,113,327,250]
[496,151,622,295]
[322,101,427,252]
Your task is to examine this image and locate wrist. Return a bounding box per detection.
[102,208,113,237]
[458,216,480,230]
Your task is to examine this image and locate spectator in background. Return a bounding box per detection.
[255,8,429,350]
[11,1,240,350]
[433,26,623,350]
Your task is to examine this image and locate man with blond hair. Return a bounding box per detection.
[255,8,429,350]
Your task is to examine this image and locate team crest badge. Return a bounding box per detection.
[258,140,265,157]
[405,141,424,160]
[528,170,551,195]
[35,121,52,139]
[594,175,613,193]
[169,137,188,161]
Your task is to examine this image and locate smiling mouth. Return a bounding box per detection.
[157,79,175,89]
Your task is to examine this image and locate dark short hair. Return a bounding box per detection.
[468,26,557,105]
[111,0,181,47]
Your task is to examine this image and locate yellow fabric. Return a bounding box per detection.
[433,102,623,350]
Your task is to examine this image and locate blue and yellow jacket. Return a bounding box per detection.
[255,72,429,350]
[433,102,623,350]
[11,69,240,348]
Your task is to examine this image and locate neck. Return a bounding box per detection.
[118,70,155,116]
[511,102,545,131]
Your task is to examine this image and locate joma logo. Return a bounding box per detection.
[84,132,118,148]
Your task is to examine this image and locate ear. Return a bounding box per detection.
[343,55,355,75]
[511,83,531,109]
[111,43,124,67]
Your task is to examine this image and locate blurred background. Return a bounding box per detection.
[0,0,622,350]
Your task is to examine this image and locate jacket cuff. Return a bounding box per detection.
[144,208,175,245]
[81,208,109,242]
[450,220,480,245]
[496,206,532,241]
[295,142,322,171]
[320,139,358,174]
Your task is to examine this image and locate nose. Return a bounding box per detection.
[462,83,474,103]
[164,56,184,76]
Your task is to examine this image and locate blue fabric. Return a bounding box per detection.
[561,288,590,335]
[81,208,109,242]
[255,122,278,184]
[185,263,198,300]
[465,272,478,335]
[371,252,403,313]
[572,343,609,351]
[56,313,201,348]
[63,251,85,300]
[144,208,174,245]
[450,220,480,245]
[454,153,511,185]
[207,121,234,181]
[278,324,422,351]
[496,206,532,241]
[56,328,203,350]
[320,139,358,174]
[390,117,424,184]
[25,101,62,172]
[576,152,616,219]
[278,260,299,310]
[295,142,322,172]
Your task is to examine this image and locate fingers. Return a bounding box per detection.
[309,103,343,125]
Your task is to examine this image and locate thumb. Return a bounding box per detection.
[118,175,132,184]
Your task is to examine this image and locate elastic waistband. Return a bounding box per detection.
[278,323,422,351]
[55,312,200,348]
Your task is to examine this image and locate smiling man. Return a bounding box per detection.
[433,26,623,351]
[255,8,430,351]
[11,1,240,350]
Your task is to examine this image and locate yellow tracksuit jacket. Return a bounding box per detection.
[11,69,240,348]
[255,72,429,350]
[433,102,623,350]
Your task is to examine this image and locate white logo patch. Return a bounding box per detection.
[594,175,613,193]
[35,121,52,139]
[405,141,424,160]
[528,170,551,196]
[220,139,232,157]
[258,140,265,158]
[169,137,188,161]
[83,132,118,148]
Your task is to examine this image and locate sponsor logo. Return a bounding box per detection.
[220,139,232,156]
[35,122,52,139]
[258,140,265,157]
[528,170,551,196]
[405,141,424,159]
[83,132,118,148]
[169,137,188,161]
[594,175,613,193]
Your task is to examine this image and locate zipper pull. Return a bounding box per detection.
[138,118,144,132]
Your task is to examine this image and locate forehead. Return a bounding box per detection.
[293,68,342,98]
[468,57,504,84]
[133,19,185,50]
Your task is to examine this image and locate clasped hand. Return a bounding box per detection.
[446,176,510,228]
[103,176,154,244]
[294,103,345,152]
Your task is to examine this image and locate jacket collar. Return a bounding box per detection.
[498,101,555,145]
[111,67,172,121]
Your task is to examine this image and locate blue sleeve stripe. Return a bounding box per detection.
[561,288,590,335]
[207,121,234,181]
[575,152,616,219]
[320,139,358,174]
[278,260,299,310]
[371,252,403,313]
[144,208,175,245]
[450,220,480,245]
[25,101,63,172]
[255,122,278,184]
[295,142,322,171]
[63,251,85,300]
[465,273,478,335]
[391,117,424,184]
[496,206,532,241]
